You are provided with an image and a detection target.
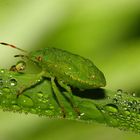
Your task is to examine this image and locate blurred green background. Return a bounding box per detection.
[0,0,140,139]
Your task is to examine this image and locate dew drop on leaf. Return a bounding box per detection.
[116,89,123,98]
[127,101,133,108]
[0,91,3,95]
[0,78,3,86]
[18,95,34,108]
[0,69,5,74]
[37,91,49,104]
[11,105,21,111]
[124,110,131,116]
[30,108,37,114]
[104,104,118,113]
[9,78,17,86]
[132,92,136,97]
[11,100,17,105]
[132,100,137,106]
[45,110,54,116]
[117,89,123,93]
[49,104,54,110]
[2,87,11,93]
[108,118,119,127]
[37,92,43,98]
[113,98,118,103]
[79,112,85,118]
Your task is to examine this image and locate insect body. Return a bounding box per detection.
[0,42,106,117]
[29,47,106,89]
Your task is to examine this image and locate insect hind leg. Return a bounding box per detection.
[51,77,66,118]
[57,80,81,116]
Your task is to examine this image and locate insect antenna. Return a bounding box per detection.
[0,42,27,53]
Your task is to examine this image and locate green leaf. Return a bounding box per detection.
[0,68,140,134]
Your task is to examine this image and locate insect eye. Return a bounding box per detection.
[16,61,26,71]
[36,56,42,61]
[9,61,26,72]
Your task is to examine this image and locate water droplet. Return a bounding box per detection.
[37,92,43,98]
[12,105,21,111]
[30,108,37,114]
[132,100,137,105]
[80,112,85,117]
[117,89,122,96]
[18,95,34,107]
[117,89,123,93]
[1,100,10,106]
[42,100,49,104]
[113,98,118,103]
[45,110,54,116]
[132,92,136,97]
[67,112,76,119]
[68,112,73,116]
[131,112,136,117]
[0,79,3,86]
[0,69,5,73]
[9,78,17,86]
[137,114,140,119]
[49,105,54,110]
[2,87,11,93]
[104,104,118,113]
[37,92,49,104]
[108,118,119,127]
[36,78,42,83]
[37,104,47,109]
[91,75,95,79]
[127,101,133,108]
[11,100,17,104]
[0,91,3,95]
[100,108,106,113]
[124,110,131,116]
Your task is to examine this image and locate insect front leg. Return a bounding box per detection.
[17,77,44,97]
[17,72,45,97]
[57,80,81,116]
[51,77,66,118]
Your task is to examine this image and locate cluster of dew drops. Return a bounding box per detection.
[0,69,57,117]
[0,69,85,119]
[0,69,17,87]
[101,89,140,132]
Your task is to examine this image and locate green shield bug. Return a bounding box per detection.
[0,42,106,117]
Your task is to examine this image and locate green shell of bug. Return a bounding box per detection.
[29,47,106,89]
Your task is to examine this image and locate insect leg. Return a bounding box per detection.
[17,77,43,97]
[51,77,66,118]
[17,73,45,97]
[57,80,81,116]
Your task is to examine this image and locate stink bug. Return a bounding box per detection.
[0,42,106,117]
